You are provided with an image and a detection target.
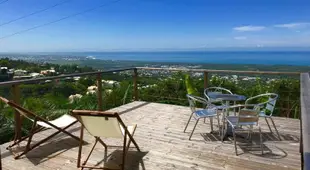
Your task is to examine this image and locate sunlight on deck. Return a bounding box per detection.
[0,101,301,170]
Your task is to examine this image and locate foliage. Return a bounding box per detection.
[0,58,303,144]
[140,73,300,118]
[184,74,199,95]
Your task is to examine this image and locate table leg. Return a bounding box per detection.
[223,101,233,140]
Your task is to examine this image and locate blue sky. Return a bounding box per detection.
[0,0,310,52]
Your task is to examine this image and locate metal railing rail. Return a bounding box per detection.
[0,67,136,142]
[0,68,135,87]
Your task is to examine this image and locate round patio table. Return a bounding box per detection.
[207,93,247,140]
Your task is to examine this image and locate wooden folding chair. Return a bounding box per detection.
[71,110,141,170]
[0,96,80,159]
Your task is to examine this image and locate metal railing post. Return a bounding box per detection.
[96,73,103,111]
[133,68,138,101]
[204,71,208,89]
[11,84,22,141]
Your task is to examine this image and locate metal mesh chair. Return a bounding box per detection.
[204,87,234,108]
[222,104,263,155]
[184,94,221,140]
[245,93,280,140]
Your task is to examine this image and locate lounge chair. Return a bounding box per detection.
[71,110,140,170]
[0,96,80,159]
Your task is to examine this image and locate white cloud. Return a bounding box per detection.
[233,25,265,32]
[234,36,247,40]
[274,22,310,29]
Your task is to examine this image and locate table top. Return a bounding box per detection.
[208,92,246,101]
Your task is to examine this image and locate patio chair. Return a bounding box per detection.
[71,110,140,170]
[222,104,263,155]
[0,96,80,159]
[184,94,221,140]
[245,93,280,140]
[204,87,235,108]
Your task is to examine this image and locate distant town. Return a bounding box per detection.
[0,54,303,83]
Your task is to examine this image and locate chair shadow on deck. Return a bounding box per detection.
[25,137,81,165]
[200,132,222,142]
[236,133,289,159]
[90,150,148,170]
[199,131,293,159]
[261,132,299,142]
[0,125,82,161]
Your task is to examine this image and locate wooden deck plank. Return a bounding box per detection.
[1,101,301,170]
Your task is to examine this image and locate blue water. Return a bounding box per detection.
[72,51,310,66]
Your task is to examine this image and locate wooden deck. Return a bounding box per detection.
[0,101,301,170]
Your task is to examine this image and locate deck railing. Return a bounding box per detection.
[0,66,304,168]
[0,68,135,141]
[301,72,310,170]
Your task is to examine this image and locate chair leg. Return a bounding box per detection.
[264,117,273,133]
[269,117,281,141]
[233,101,236,116]
[122,131,127,170]
[7,126,44,149]
[209,117,214,132]
[57,121,80,141]
[125,125,138,155]
[233,130,238,156]
[15,120,79,159]
[97,137,108,150]
[259,126,263,155]
[221,118,226,142]
[82,138,98,166]
[184,113,194,133]
[77,125,84,168]
[189,119,199,140]
[26,119,38,151]
[217,114,220,136]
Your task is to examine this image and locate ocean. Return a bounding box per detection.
[78,51,310,66]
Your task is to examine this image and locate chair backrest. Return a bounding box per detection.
[71,110,125,138]
[0,96,37,120]
[245,93,278,116]
[238,109,259,125]
[204,87,232,103]
[225,104,259,126]
[186,94,210,113]
[204,87,233,95]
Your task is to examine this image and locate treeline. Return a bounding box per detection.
[0,58,303,144]
[0,58,95,73]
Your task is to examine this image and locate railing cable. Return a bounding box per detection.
[0,0,72,27]
[0,0,122,40]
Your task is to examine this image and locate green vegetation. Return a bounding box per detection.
[0,58,303,144]
[138,73,300,118]
[0,58,94,75]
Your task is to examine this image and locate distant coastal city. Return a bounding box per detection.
[0,52,306,84]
